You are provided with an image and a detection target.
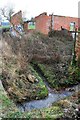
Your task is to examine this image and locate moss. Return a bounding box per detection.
[29,65,48,99]
[6,111,23,118]
[37,63,59,88]
[0,80,18,118]
[68,66,80,82]
[1,59,48,103]
[21,105,63,119]
[0,81,63,119]
[35,63,80,89]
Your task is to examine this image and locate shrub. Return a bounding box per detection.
[68,66,80,83]
[77,55,80,67]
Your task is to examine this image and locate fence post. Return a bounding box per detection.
[72,28,77,66]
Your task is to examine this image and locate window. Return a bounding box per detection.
[70,22,75,31]
[28,22,35,29]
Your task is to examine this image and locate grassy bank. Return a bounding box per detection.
[1,79,79,119]
[0,79,63,119]
[36,63,80,89]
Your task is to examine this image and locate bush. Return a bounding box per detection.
[48,30,71,38]
[68,66,80,82]
[77,55,80,67]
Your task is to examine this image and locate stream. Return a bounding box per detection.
[17,85,79,112]
[17,64,80,112]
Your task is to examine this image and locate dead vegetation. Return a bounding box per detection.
[1,31,75,102]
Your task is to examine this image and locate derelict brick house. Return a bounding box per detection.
[11,10,80,62]
[24,12,80,34]
[11,11,80,34]
[23,12,80,60]
[11,10,22,26]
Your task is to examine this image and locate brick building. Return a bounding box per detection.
[11,10,22,26]
[11,11,80,34]
[24,19,35,32]
[54,15,79,31]
[24,12,80,60]
[24,12,80,34]
[35,12,51,34]
[11,11,80,62]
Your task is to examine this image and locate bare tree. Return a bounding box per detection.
[0,4,14,22]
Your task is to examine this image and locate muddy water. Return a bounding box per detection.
[17,85,79,112]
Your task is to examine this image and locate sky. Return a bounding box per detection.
[0,0,80,19]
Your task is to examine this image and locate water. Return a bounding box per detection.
[17,90,73,111]
[16,64,80,111]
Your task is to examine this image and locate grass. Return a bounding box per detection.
[0,80,18,118]
[1,74,79,119]
[36,63,80,89]
[1,78,79,119]
[0,79,63,119]
[5,106,63,119]
[37,63,59,88]
[29,65,48,99]
[22,106,63,119]
[0,64,63,119]
[68,66,80,80]
[1,55,48,102]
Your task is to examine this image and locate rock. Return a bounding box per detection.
[35,78,39,82]
[27,74,35,83]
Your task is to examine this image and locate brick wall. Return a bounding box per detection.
[24,22,28,31]
[10,10,80,62]
[35,12,51,34]
[23,21,35,33]
[54,15,78,31]
[34,13,79,34]
[23,12,79,34]
[11,10,22,26]
[35,13,80,61]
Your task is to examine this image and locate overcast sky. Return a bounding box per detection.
[0,0,80,19]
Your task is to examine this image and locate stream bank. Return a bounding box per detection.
[17,84,80,112]
[1,78,80,119]
[1,32,80,119]
[17,62,80,112]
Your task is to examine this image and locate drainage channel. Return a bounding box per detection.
[16,63,79,112]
